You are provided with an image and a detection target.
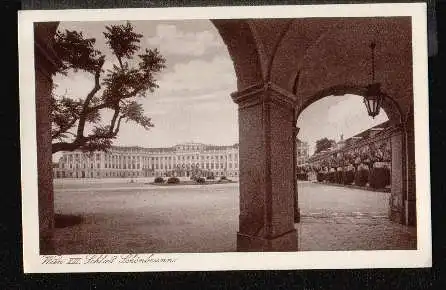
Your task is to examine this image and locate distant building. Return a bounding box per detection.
[296,139,310,166]
[53,142,239,179]
[336,134,346,150]
[307,121,393,170]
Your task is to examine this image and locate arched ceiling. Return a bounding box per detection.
[266,17,412,122]
[294,18,412,112]
[211,19,265,90]
[212,17,412,123]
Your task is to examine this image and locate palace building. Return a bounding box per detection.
[53,142,239,179]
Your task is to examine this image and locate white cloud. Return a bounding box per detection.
[146,24,224,56]
[154,55,236,97]
[53,71,95,99]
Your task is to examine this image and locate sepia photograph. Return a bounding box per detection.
[19,4,431,272]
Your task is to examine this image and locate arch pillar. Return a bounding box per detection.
[405,109,416,226]
[232,82,298,252]
[293,126,301,223]
[389,119,416,227]
[389,126,406,224]
[34,22,61,254]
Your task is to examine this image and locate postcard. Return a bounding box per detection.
[19,3,431,272]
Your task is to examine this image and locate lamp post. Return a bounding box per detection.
[363,41,383,118]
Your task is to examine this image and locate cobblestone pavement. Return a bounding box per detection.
[296,182,417,251]
[297,213,417,251]
[52,181,417,253]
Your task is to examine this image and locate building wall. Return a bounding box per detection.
[296,140,310,166]
[307,123,394,171]
[53,143,240,179]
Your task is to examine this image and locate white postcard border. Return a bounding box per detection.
[19,3,431,273]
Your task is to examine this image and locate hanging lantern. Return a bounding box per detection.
[363,42,383,119]
[363,82,383,118]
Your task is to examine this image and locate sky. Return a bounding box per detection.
[296,94,388,154]
[52,20,388,161]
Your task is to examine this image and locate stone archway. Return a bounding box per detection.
[295,87,409,226]
[285,18,415,228]
[34,17,415,253]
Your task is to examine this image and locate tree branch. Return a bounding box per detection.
[114,115,125,135]
[52,119,77,139]
[117,55,123,70]
[75,68,101,139]
[52,141,79,153]
[109,105,120,133]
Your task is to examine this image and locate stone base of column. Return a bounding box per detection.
[389,208,404,224]
[236,229,298,252]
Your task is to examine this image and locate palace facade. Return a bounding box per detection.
[53,143,239,179]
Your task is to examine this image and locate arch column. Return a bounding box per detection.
[293,126,301,223]
[405,109,416,226]
[388,112,416,227]
[34,22,61,254]
[232,82,298,252]
[389,126,405,224]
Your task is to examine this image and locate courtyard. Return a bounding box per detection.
[52,180,416,254]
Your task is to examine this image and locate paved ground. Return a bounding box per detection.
[52,181,416,254]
